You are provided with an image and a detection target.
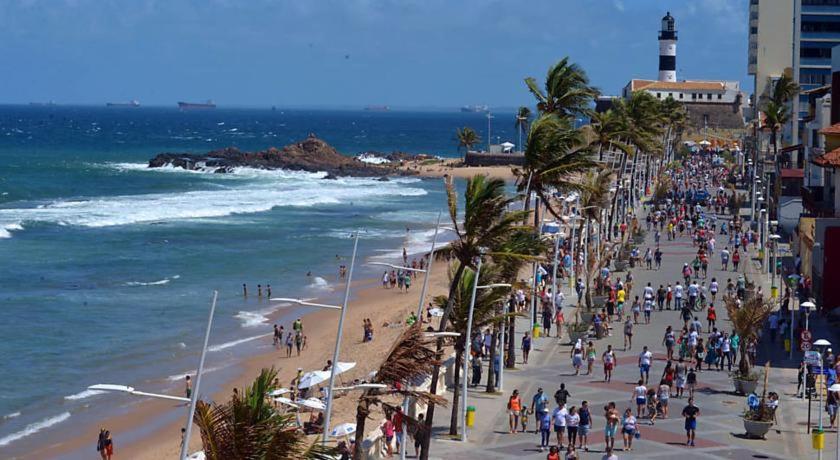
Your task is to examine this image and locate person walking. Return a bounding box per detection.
[522,332,532,364]
[603,345,617,383]
[552,403,568,449]
[682,397,700,446]
[531,388,549,433]
[623,316,634,351]
[633,379,647,418]
[508,389,523,433]
[578,401,591,451]
[566,406,580,450]
[603,402,619,453]
[638,346,653,385]
[621,408,637,451]
[539,408,552,451]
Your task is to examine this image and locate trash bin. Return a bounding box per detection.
[771,286,778,298]
[532,323,541,338]
[466,406,476,427]
[813,429,825,450]
[784,338,791,352]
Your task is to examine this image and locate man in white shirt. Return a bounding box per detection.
[644,282,654,301]
[674,282,684,310]
[688,282,699,309]
[552,404,568,448]
[688,330,699,355]
[638,346,653,385]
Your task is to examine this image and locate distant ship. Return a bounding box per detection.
[29,101,57,107]
[461,104,489,113]
[106,100,140,108]
[364,105,390,112]
[178,100,216,110]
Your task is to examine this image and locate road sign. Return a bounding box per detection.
[802,340,813,352]
[801,330,813,342]
[805,350,822,366]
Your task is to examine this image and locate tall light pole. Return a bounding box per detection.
[321,231,359,445]
[462,254,483,443]
[769,234,781,298]
[180,291,219,460]
[816,338,832,460]
[487,112,494,152]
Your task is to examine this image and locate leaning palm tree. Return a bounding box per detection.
[518,113,598,224]
[434,263,510,434]
[456,127,480,153]
[515,106,532,152]
[583,109,632,162]
[771,74,799,106]
[193,367,336,460]
[352,324,447,460]
[419,174,529,460]
[525,57,599,117]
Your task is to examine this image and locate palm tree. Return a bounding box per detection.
[193,367,336,460]
[583,109,632,162]
[352,324,447,460]
[456,127,480,153]
[518,113,598,224]
[525,57,599,117]
[515,106,532,152]
[724,295,776,377]
[762,101,788,157]
[434,263,510,434]
[576,167,613,308]
[771,74,799,106]
[419,174,529,459]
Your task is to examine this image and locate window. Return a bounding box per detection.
[802,20,840,33]
[717,94,723,100]
[707,93,712,100]
[750,26,757,34]
[656,92,661,98]
[801,47,832,59]
[692,93,697,99]
[679,93,684,99]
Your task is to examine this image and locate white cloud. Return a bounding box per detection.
[613,0,625,12]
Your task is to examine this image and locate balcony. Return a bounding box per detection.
[800,56,832,67]
[802,4,840,14]
[801,30,840,40]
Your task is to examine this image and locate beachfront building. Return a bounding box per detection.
[622,12,745,132]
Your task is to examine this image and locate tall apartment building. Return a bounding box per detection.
[747,0,793,109]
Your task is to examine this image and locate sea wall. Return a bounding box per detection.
[464,152,525,167]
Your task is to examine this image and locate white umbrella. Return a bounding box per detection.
[333,361,356,375]
[298,370,331,389]
[428,308,444,317]
[273,396,298,408]
[267,388,291,397]
[330,422,357,437]
[501,141,515,148]
[297,397,326,411]
[699,140,711,146]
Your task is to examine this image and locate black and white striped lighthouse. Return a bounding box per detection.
[658,11,677,82]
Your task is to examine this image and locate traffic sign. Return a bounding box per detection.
[802,340,813,352]
[801,330,813,342]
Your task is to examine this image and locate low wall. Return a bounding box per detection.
[464,152,525,167]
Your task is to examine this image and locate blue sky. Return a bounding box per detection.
[0,0,748,108]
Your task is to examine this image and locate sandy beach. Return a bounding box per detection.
[32,261,451,459]
[399,158,518,182]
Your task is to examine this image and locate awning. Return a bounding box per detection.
[781,168,804,179]
[780,144,803,153]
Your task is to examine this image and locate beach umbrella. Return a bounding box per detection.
[273,396,298,408]
[330,422,357,437]
[699,140,711,146]
[333,361,356,375]
[267,388,291,397]
[298,370,331,389]
[428,308,444,317]
[297,397,326,411]
[187,451,205,460]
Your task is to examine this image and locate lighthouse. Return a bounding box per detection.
[658,12,677,82]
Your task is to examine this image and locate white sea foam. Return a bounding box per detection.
[0,171,426,239]
[370,227,455,261]
[307,276,332,291]
[3,412,21,420]
[234,310,271,327]
[64,389,105,401]
[0,412,71,447]
[124,275,179,286]
[165,365,224,382]
[208,333,271,352]
[375,210,442,223]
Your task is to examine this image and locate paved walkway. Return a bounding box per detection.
[426,203,830,459]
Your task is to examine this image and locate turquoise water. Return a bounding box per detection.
[0,106,516,454]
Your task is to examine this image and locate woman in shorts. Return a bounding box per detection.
[621,408,637,451]
[507,389,522,433]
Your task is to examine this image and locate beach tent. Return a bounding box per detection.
[333,361,356,374]
[273,396,299,408]
[298,370,331,389]
[297,397,327,411]
[501,141,515,153]
[331,422,357,437]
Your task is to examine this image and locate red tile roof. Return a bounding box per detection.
[630,79,725,92]
[819,123,840,135]
[812,147,840,168]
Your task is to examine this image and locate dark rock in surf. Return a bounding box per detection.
[147,134,417,178]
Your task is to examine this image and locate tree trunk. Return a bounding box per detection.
[522,181,533,225]
[448,349,463,435]
[486,327,498,392]
[506,298,516,368]
[352,397,370,460]
[420,262,466,460]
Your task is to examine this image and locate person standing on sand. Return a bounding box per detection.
[285,332,293,357]
[382,271,389,288]
[97,429,107,460]
[295,331,303,356]
[185,375,192,399]
[100,430,114,460]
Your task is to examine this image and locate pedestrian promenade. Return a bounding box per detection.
[427,204,822,459]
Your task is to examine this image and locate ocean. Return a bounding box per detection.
[0,106,519,455]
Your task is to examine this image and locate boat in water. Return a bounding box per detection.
[364,105,390,112]
[460,104,489,113]
[178,100,216,110]
[106,100,140,108]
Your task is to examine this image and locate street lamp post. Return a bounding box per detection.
[829,383,840,460]
[461,255,482,443]
[816,338,832,460]
[769,234,781,299]
[180,291,218,460]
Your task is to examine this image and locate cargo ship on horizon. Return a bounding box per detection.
[106,100,140,108]
[178,100,216,110]
[460,104,489,113]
